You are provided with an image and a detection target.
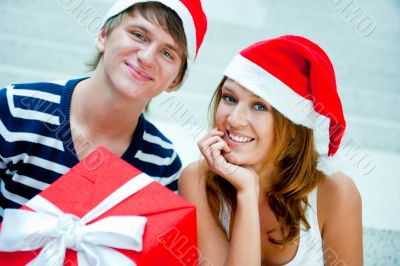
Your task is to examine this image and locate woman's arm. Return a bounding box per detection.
[179,129,262,265]
[318,172,363,266]
[226,185,261,266]
[179,161,230,265]
[179,161,261,266]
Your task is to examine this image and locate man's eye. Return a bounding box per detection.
[132,32,145,41]
[222,95,236,103]
[162,50,173,60]
[253,103,267,111]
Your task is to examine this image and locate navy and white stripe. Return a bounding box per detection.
[0,78,182,220]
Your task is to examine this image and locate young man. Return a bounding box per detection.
[0,0,207,220]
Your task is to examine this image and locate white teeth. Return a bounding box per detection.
[229,133,253,143]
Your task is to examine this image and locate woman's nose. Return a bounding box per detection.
[227,104,249,128]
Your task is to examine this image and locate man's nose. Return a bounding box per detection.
[137,44,157,67]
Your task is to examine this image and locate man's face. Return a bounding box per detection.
[96,11,184,103]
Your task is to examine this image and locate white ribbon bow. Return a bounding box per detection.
[0,173,155,266]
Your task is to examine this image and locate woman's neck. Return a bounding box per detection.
[256,163,276,194]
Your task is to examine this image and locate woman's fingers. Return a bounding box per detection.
[198,131,230,154]
[198,136,222,154]
[210,141,227,161]
[197,128,223,143]
[200,138,225,162]
[198,135,227,163]
[197,129,244,178]
[197,131,260,192]
[208,140,236,175]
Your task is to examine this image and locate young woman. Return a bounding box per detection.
[179,35,363,265]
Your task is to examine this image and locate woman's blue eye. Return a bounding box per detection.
[254,103,267,111]
[222,95,236,103]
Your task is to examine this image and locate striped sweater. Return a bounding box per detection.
[0,78,182,220]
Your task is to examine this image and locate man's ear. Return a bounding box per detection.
[96,28,107,53]
[165,75,184,92]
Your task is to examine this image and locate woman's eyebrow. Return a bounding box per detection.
[222,86,232,92]
[223,85,263,100]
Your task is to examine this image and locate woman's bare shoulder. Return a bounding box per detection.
[178,160,209,202]
[180,160,208,184]
[317,172,362,225]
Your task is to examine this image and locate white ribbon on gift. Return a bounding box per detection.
[0,173,155,266]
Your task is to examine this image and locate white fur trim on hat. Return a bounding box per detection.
[317,153,344,175]
[224,54,341,173]
[224,55,322,128]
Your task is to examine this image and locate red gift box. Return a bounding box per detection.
[0,147,198,265]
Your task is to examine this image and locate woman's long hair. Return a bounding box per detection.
[205,78,324,245]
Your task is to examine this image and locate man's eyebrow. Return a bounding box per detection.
[164,43,181,56]
[127,24,150,34]
[127,23,181,56]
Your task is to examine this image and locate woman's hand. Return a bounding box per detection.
[197,128,259,194]
[197,129,262,265]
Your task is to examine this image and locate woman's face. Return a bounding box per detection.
[216,78,275,168]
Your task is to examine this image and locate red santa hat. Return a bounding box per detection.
[101,0,207,70]
[224,35,346,175]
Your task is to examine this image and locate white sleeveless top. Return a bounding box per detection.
[219,188,324,265]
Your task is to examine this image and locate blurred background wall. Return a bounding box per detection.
[1,0,399,264]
